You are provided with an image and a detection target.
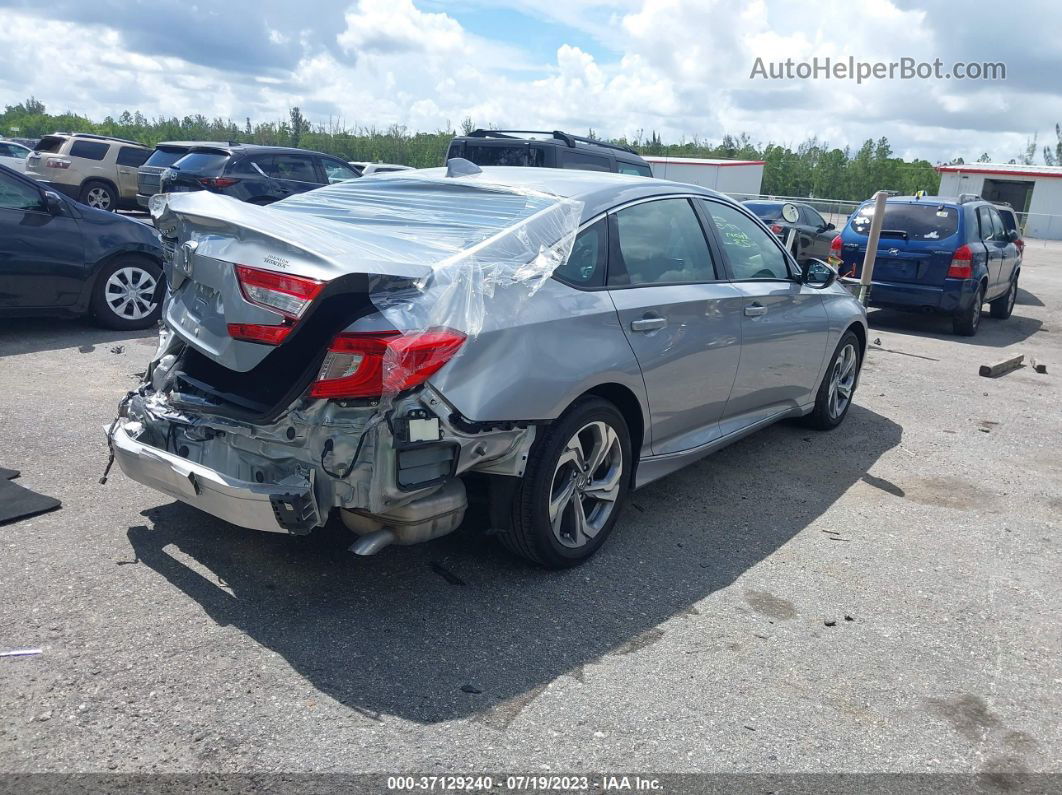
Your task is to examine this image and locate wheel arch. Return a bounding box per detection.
[578,382,646,485]
[81,248,164,311]
[79,177,120,200]
[846,320,867,358]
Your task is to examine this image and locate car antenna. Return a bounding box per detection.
[445,158,482,178]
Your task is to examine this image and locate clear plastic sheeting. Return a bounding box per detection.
[152,169,583,409]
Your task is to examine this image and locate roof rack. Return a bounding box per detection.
[52,131,146,147]
[465,129,638,155]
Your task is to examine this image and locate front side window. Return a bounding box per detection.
[610,198,716,286]
[322,159,359,183]
[69,141,110,161]
[0,172,44,211]
[978,207,997,242]
[802,205,827,229]
[555,217,606,287]
[704,201,792,281]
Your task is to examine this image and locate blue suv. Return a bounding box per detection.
[829,195,1021,336]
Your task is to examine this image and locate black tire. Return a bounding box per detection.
[499,397,632,568]
[952,284,984,336]
[989,273,1018,319]
[90,257,164,330]
[79,180,118,212]
[803,330,861,431]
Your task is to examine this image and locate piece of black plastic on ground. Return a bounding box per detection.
[0,478,61,525]
[0,468,19,480]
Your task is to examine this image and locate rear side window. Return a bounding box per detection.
[173,151,230,173]
[144,147,188,168]
[560,149,610,172]
[116,147,149,167]
[617,161,652,177]
[69,140,110,161]
[461,143,533,166]
[610,198,716,285]
[269,154,319,182]
[555,217,606,287]
[849,203,958,241]
[34,136,65,153]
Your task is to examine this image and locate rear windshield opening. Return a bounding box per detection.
[849,203,958,240]
[145,147,190,168]
[34,136,65,154]
[171,151,230,173]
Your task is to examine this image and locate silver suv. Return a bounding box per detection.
[25,132,150,211]
[107,166,866,568]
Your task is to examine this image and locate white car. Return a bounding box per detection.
[0,140,32,173]
[348,161,414,177]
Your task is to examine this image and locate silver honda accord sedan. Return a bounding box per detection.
[106,164,867,568]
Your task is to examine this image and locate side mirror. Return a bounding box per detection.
[824,222,835,231]
[801,258,838,288]
[1007,229,1019,243]
[43,190,64,214]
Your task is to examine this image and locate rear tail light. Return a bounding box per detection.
[827,235,843,266]
[947,244,973,279]
[199,177,240,189]
[769,223,783,234]
[226,323,292,345]
[234,264,324,320]
[45,158,69,169]
[310,329,466,399]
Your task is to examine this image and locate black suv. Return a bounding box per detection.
[156,144,360,205]
[137,141,234,208]
[446,130,652,176]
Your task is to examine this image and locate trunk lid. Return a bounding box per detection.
[840,201,961,286]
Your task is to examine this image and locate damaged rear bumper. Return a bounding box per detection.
[109,421,320,534]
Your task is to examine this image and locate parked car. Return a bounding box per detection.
[109,166,866,568]
[994,204,1025,257]
[0,163,164,329]
[24,132,152,211]
[136,141,235,208]
[829,194,1021,336]
[348,161,414,176]
[157,144,361,205]
[446,129,653,176]
[743,199,836,263]
[0,140,32,173]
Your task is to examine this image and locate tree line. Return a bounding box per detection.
[15,95,1050,202]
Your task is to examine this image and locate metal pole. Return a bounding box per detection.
[859,190,889,306]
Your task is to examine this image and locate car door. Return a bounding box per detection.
[976,206,1007,296]
[115,146,149,199]
[699,199,830,433]
[799,204,834,261]
[0,171,85,308]
[605,196,744,455]
[988,207,1019,291]
[318,157,360,184]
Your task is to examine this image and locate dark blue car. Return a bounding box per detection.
[0,163,164,330]
[829,195,1021,336]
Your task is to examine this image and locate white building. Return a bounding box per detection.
[936,163,1062,240]
[644,156,764,196]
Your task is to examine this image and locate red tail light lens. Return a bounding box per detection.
[947,244,973,279]
[226,323,292,345]
[234,264,324,320]
[827,235,843,267]
[200,177,240,189]
[45,158,70,169]
[310,329,466,399]
[769,223,783,234]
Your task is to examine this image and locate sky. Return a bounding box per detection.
[1,0,1060,164]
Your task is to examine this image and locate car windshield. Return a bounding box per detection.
[145,147,190,168]
[849,203,959,240]
[171,151,229,173]
[744,202,783,220]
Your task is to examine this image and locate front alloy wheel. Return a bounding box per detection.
[827,343,858,420]
[91,258,164,330]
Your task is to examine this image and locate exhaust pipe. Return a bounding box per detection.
[349,529,397,556]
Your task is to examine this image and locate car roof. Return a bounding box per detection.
[155,141,237,149]
[395,166,728,221]
[176,143,338,158]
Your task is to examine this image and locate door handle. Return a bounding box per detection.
[744,303,768,318]
[631,317,666,333]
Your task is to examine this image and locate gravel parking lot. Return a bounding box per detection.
[0,244,1058,781]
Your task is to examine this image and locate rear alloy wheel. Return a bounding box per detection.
[804,330,861,430]
[953,284,984,336]
[79,181,117,211]
[91,258,163,330]
[989,274,1018,319]
[500,397,631,568]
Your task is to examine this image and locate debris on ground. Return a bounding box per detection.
[110,345,125,354]
[430,562,466,586]
[1,648,42,658]
[979,354,1024,378]
[460,684,483,694]
[824,620,837,627]
[1031,357,1048,374]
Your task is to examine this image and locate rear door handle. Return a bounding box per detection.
[631,317,666,333]
[744,303,768,318]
